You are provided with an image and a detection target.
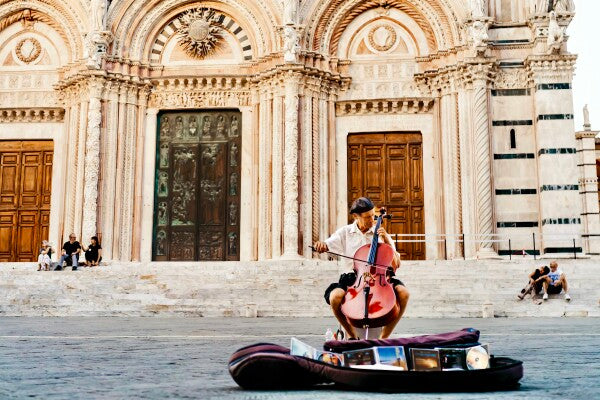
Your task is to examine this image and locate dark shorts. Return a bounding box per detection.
[547,283,563,294]
[324,270,405,305]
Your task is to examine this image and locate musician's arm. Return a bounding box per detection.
[322,227,345,255]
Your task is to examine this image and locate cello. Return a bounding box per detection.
[340,208,399,334]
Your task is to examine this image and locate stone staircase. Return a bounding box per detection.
[0,259,598,317]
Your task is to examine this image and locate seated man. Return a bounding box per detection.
[313,197,409,339]
[56,233,82,271]
[541,261,571,301]
[518,265,549,300]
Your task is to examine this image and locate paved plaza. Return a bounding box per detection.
[1,317,599,399]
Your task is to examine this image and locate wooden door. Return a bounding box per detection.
[0,141,53,262]
[348,133,425,260]
[153,111,241,261]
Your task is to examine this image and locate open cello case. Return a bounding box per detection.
[230,208,523,392]
[228,328,523,392]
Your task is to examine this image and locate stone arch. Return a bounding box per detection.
[0,1,85,61]
[109,0,278,61]
[0,21,66,67]
[148,10,253,64]
[303,0,464,56]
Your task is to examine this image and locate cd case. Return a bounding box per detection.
[345,346,408,370]
[410,348,441,371]
[436,344,490,371]
[290,338,344,366]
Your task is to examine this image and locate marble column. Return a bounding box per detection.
[101,84,119,260]
[472,77,497,258]
[440,91,461,258]
[82,81,103,243]
[282,72,301,259]
[458,88,477,258]
[257,87,272,260]
[271,88,283,258]
[140,108,158,263]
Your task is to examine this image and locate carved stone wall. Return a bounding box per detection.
[0,0,586,262]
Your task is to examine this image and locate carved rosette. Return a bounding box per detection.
[282,73,300,258]
[177,8,223,59]
[82,83,103,242]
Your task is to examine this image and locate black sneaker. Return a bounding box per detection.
[54,266,62,271]
[72,267,78,271]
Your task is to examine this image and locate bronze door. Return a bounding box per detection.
[153,111,241,261]
[0,141,53,262]
[347,133,425,260]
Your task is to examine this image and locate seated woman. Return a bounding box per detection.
[37,240,53,271]
[82,236,102,267]
[517,265,549,300]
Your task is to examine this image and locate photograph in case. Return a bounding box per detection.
[290,337,316,359]
[376,346,408,370]
[410,348,441,371]
[344,348,377,367]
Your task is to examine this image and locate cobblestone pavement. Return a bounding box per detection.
[1,317,599,399]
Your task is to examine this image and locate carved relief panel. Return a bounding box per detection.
[153,110,241,261]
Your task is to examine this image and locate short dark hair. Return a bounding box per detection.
[91,236,100,245]
[350,197,375,214]
[542,266,550,275]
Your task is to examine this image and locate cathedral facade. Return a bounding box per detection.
[0,0,596,263]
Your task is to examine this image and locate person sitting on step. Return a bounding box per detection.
[518,265,550,300]
[540,261,571,301]
[56,233,82,271]
[82,236,102,267]
[37,240,53,271]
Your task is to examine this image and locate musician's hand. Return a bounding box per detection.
[377,227,393,244]
[313,242,329,253]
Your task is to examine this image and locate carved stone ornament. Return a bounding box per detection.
[367,24,397,52]
[546,11,564,54]
[177,8,223,59]
[15,38,41,64]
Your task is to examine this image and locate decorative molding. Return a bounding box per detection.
[526,54,577,84]
[494,68,529,89]
[121,0,265,61]
[148,77,251,109]
[0,108,64,122]
[335,98,434,116]
[308,0,459,55]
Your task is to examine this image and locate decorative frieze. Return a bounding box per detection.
[493,68,530,90]
[526,54,577,84]
[149,91,251,109]
[335,99,434,116]
[0,108,64,123]
[148,77,251,109]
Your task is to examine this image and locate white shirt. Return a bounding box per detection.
[324,221,397,269]
[548,268,563,285]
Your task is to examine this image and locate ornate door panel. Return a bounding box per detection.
[153,111,241,261]
[347,133,424,260]
[0,141,53,262]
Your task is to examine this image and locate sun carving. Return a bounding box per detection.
[177,8,223,59]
